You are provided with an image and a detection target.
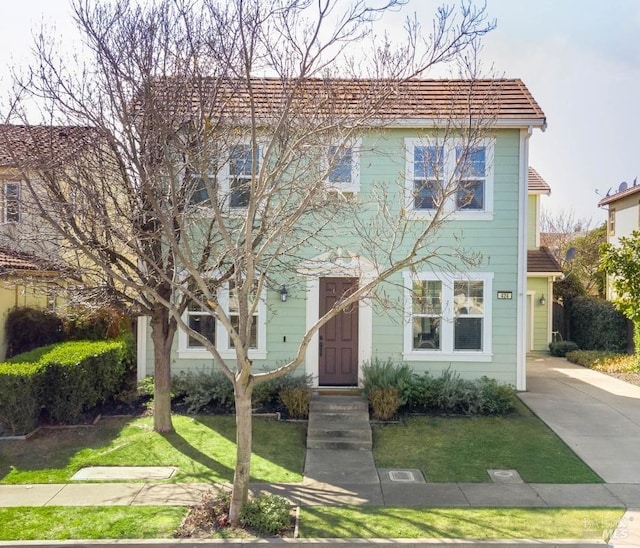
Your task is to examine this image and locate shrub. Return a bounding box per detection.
[566,350,637,373]
[0,339,129,432]
[549,340,580,357]
[362,357,412,393]
[436,368,478,414]
[0,363,44,434]
[368,386,403,420]
[570,297,628,352]
[172,370,234,414]
[477,377,516,415]
[278,376,312,419]
[239,493,292,535]
[566,350,615,368]
[399,372,439,411]
[63,306,130,340]
[5,307,63,358]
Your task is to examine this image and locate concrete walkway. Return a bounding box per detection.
[2,354,640,546]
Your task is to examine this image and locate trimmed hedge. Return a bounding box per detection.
[5,307,63,358]
[570,297,628,352]
[0,339,130,435]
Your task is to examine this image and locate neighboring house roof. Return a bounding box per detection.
[0,124,100,170]
[0,246,80,280]
[597,182,640,207]
[528,167,550,194]
[527,247,561,274]
[145,77,546,128]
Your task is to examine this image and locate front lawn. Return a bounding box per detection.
[0,415,306,484]
[373,401,601,483]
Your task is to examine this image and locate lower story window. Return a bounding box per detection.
[179,283,267,359]
[404,272,492,360]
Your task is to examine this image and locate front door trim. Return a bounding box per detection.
[304,268,373,388]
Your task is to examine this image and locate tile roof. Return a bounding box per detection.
[0,246,65,275]
[145,77,546,128]
[528,167,550,194]
[528,247,561,274]
[0,125,100,169]
[597,182,640,207]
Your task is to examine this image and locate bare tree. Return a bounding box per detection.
[10,0,497,522]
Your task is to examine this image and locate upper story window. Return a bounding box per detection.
[179,281,267,359]
[325,141,360,193]
[3,182,20,223]
[229,144,255,208]
[406,138,494,220]
[608,208,616,236]
[404,271,493,362]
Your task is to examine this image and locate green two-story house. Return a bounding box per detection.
[136,78,546,391]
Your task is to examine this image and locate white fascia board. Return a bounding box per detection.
[376,118,547,130]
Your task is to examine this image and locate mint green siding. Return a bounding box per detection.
[527,276,550,351]
[141,128,525,386]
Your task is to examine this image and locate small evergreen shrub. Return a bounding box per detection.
[549,340,580,357]
[239,493,292,535]
[363,361,516,417]
[5,307,63,358]
[172,370,234,414]
[0,363,44,434]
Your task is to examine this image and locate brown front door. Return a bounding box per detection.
[319,277,359,386]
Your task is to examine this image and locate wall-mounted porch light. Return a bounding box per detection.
[280,285,288,303]
[539,295,546,306]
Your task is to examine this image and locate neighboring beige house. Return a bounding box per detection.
[598,182,640,299]
[0,125,93,359]
[0,246,74,360]
[526,167,562,352]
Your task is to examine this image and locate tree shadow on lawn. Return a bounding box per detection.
[185,415,307,482]
[0,416,131,482]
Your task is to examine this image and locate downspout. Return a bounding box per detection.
[516,127,533,391]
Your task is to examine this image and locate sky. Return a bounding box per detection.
[1,0,638,227]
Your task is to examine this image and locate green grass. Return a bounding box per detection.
[373,401,601,483]
[0,415,306,484]
[0,507,186,540]
[0,506,624,541]
[299,507,624,540]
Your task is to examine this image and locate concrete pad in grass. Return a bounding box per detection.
[71,466,177,480]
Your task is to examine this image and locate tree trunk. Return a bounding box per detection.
[634,320,640,368]
[229,379,253,526]
[149,307,175,433]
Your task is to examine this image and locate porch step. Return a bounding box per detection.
[306,394,372,451]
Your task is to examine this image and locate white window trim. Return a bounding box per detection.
[402,271,493,362]
[404,137,494,221]
[217,142,263,211]
[3,181,21,223]
[177,283,267,360]
[324,139,361,193]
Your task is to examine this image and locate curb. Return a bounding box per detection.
[0,540,610,547]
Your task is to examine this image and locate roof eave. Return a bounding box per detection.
[382,118,547,129]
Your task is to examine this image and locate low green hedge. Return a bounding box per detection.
[0,340,129,435]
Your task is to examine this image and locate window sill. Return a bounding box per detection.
[403,351,493,363]
[406,210,494,222]
[177,349,267,360]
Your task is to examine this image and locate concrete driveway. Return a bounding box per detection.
[522,353,640,484]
